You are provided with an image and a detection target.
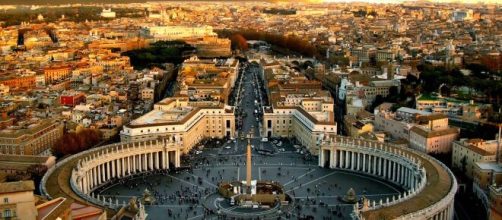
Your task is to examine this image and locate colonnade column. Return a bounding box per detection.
[149,152,153,170]
[154,152,159,169]
[399,164,404,184]
[405,169,410,188]
[81,176,86,194]
[383,159,387,178]
[356,152,361,171]
[395,162,400,182]
[377,157,382,176]
[133,155,137,173]
[106,162,110,180]
[111,160,116,178]
[121,158,125,177]
[143,154,147,171]
[127,156,131,174]
[330,150,336,168]
[344,150,349,168]
[373,155,377,175]
[392,162,396,182]
[87,172,91,193]
[98,164,102,185]
[351,151,355,170]
[362,154,366,172]
[175,150,180,167]
[92,167,97,188]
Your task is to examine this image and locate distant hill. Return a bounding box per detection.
[0,0,279,5]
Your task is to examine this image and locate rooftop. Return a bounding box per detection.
[0,180,35,194]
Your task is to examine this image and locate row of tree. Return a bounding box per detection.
[217,29,321,58]
[51,128,102,158]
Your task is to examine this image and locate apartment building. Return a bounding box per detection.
[409,114,459,153]
[0,119,64,156]
[452,138,497,179]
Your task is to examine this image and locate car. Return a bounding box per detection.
[225,146,231,149]
[251,145,255,149]
[272,140,279,144]
[279,148,285,152]
[277,142,282,147]
[261,137,268,142]
[195,150,202,155]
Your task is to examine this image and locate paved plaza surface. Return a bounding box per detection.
[99,147,403,219]
[98,62,404,219]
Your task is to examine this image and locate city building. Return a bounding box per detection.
[409,114,459,154]
[187,36,232,58]
[0,180,106,220]
[261,60,337,155]
[473,161,502,220]
[121,97,236,153]
[44,65,72,85]
[0,181,37,220]
[0,119,64,155]
[374,107,426,141]
[141,25,217,41]
[0,154,55,175]
[344,114,374,138]
[416,94,492,121]
[100,8,116,18]
[60,91,86,107]
[177,56,238,104]
[452,138,497,179]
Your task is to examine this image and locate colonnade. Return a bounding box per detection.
[320,148,420,190]
[317,136,456,220]
[72,139,182,195]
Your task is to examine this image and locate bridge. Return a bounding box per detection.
[248,53,317,68]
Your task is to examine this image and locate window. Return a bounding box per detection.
[3,198,8,203]
[3,209,11,218]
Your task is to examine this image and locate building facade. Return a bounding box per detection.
[121,97,235,153]
[0,119,64,155]
[451,139,497,179]
[0,181,38,220]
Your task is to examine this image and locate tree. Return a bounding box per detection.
[230,34,248,51]
[51,128,103,158]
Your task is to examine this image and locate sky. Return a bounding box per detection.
[323,0,500,3]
